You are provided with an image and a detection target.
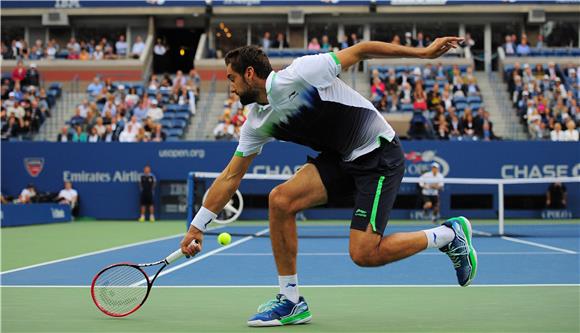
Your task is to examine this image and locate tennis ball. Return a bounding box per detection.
[217,232,232,246]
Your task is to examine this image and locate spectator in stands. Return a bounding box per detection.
[93,45,104,60]
[87,77,104,97]
[19,184,36,204]
[213,117,235,140]
[349,33,360,46]
[57,181,78,216]
[503,35,515,55]
[115,35,128,58]
[427,84,442,111]
[72,125,88,142]
[550,122,566,141]
[24,63,40,87]
[136,127,150,142]
[1,114,22,140]
[119,123,137,142]
[516,35,531,56]
[70,108,85,127]
[408,111,432,140]
[320,35,331,52]
[448,113,462,140]
[12,60,27,83]
[93,117,106,136]
[546,182,567,209]
[232,108,247,128]
[370,78,385,104]
[535,34,545,48]
[307,38,321,51]
[463,32,475,50]
[147,99,164,122]
[563,120,579,141]
[101,125,116,142]
[404,32,414,47]
[153,38,168,73]
[272,33,289,49]
[151,124,166,142]
[413,83,428,111]
[339,35,349,49]
[461,109,476,139]
[400,82,413,105]
[57,126,72,142]
[547,62,558,79]
[261,32,272,50]
[79,47,90,60]
[391,34,401,45]
[3,91,17,109]
[435,114,449,140]
[414,32,428,48]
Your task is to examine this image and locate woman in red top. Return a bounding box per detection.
[413,81,427,111]
[11,60,26,82]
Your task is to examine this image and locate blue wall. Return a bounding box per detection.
[1,141,579,219]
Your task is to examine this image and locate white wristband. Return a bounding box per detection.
[190,206,217,232]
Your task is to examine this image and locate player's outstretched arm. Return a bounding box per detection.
[180,154,256,256]
[335,36,463,70]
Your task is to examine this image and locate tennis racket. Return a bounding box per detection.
[90,240,198,317]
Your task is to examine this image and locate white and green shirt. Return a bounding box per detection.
[235,52,395,162]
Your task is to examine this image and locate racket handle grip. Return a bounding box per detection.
[165,240,199,264]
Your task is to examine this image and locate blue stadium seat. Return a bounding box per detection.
[167,128,184,136]
[470,103,482,111]
[162,112,175,119]
[160,119,173,128]
[455,102,467,112]
[165,135,180,142]
[401,104,414,112]
[165,104,180,112]
[172,119,187,129]
[466,96,482,104]
[453,96,467,104]
[174,111,190,121]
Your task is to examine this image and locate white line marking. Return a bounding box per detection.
[1,284,578,288]
[155,228,270,278]
[472,229,493,237]
[501,236,578,254]
[213,251,575,256]
[0,225,227,275]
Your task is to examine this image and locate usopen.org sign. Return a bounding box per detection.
[404,150,450,176]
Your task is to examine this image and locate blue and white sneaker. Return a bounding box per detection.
[440,216,478,287]
[247,294,312,327]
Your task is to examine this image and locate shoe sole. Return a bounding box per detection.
[247,312,312,327]
[456,216,477,287]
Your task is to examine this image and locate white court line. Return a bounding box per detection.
[213,251,575,256]
[501,236,578,254]
[155,228,270,279]
[1,284,578,288]
[0,225,227,275]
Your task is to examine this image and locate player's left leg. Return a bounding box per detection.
[148,204,155,222]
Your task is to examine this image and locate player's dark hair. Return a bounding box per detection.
[224,45,272,80]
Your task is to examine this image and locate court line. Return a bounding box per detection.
[1,284,578,288]
[0,225,227,275]
[213,251,575,256]
[501,236,578,254]
[155,228,270,279]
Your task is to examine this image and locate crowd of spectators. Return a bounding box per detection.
[1,60,56,140]
[213,90,248,141]
[1,35,146,61]
[506,61,579,141]
[58,69,200,143]
[370,63,496,141]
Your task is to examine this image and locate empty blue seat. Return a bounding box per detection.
[466,96,482,104]
[401,104,414,112]
[167,128,184,136]
[165,135,180,141]
[160,119,173,128]
[453,96,466,104]
[161,112,174,119]
[455,102,467,111]
[174,111,190,120]
[470,103,482,111]
[172,119,187,129]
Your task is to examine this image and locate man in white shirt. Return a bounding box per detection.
[115,35,128,57]
[419,162,445,223]
[119,124,137,142]
[131,36,145,59]
[550,123,566,141]
[19,184,36,204]
[58,181,78,214]
[147,100,164,122]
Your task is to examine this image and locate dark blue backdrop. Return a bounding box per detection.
[1,141,578,219]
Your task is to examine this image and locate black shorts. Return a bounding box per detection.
[422,194,439,207]
[140,191,153,206]
[308,137,405,235]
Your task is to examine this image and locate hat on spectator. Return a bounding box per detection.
[543,74,549,80]
[555,77,561,82]
[523,63,529,69]
[151,99,158,105]
[431,162,440,169]
[118,84,125,90]
[8,92,15,97]
[30,63,37,68]
[405,32,412,37]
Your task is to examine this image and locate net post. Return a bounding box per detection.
[498,182,504,236]
[186,171,196,230]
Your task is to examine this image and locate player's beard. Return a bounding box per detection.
[238,80,259,105]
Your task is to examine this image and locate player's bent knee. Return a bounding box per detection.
[268,186,295,214]
[349,248,377,267]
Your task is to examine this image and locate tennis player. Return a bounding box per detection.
[180,37,477,327]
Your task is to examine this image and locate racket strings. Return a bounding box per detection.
[93,265,149,315]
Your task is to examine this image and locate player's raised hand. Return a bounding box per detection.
[423,37,464,59]
[180,225,204,257]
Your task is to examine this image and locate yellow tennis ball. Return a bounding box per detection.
[217,232,232,246]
